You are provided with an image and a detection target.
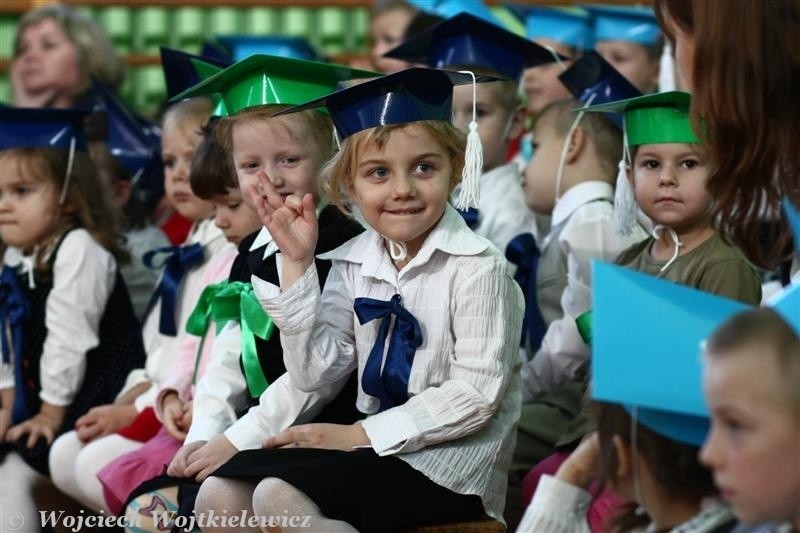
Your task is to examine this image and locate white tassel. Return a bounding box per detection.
[659,40,676,92]
[59,136,76,207]
[454,70,483,210]
[614,122,639,236]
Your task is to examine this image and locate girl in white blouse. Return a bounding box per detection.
[0,108,145,526]
[194,68,524,532]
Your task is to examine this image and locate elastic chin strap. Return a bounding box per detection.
[58,136,76,208]
[652,224,684,273]
[629,405,648,514]
[554,93,596,202]
[454,70,483,210]
[385,238,408,262]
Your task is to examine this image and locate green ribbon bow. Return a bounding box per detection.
[185,280,275,397]
[575,310,593,346]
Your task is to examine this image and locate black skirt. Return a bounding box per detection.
[211,447,486,533]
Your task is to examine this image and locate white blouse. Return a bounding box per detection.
[120,217,230,411]
[0,229,115,406]
[253,205,524,522]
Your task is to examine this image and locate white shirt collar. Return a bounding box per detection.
[320,204,490,283]
[551,181,615,228]
[249,226,273,252]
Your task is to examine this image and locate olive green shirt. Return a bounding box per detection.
[615,232,762,305]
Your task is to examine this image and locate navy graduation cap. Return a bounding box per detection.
[383,12,562,82]
[160,46,232,101]
[89,79,160,180]
[0,107,89,152]
[278,67,483,140]
[216,35,322,62]
[558,51,641,128]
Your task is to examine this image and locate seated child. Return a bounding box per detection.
[0,108,145,526]
[194,68,524,532]
[701,307,800,531]
[48,96,230,512]
[117,55,371,531]
[94,116,261,515]
[383,12,561,251]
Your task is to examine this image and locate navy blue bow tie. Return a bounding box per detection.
[354,294,423,412]
[506,233,547,352]
[143,242,204,336]
[0,265,33,422]
[456,207,480,229]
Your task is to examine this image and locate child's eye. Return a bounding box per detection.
[642,159,660,169]
[13,186,29,196]
[162,157,175,169]
[475,107,489,119]
[368,167,389,179]
[280,156,300,166]
[227,201,241,210]
[240,161,260,172]
[414,162,434,175]
[680,159,701,169]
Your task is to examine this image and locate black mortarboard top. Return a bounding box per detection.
[384,12,562,82]
[0,107,88,152]
[160,46,233,101]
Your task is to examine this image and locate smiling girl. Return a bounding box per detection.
[195,68,524,532]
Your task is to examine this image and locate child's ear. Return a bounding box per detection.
[505,106,525,141]
[564,126,587,164]
[612,435,632,480]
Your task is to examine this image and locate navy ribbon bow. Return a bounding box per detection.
[143,243,204,336]
[506,233,547,352]
[456,207,480,229]
[354,294,423,412]
[0,265,32,422]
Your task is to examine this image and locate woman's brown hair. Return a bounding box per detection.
[595,401,717,531]
[655,0,800,268]
[0,147,129,270]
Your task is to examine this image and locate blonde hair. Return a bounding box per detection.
[324,121,466,216]
[15,4,125,91]
[216,105,336,197]
[162,97,214,145]
[0,147,128,270]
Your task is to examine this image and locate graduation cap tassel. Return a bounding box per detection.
[454,70,483,211]
[659,40,676,92]
[59,136,77,208]
[614,118,639,236]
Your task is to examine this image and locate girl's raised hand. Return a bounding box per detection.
[248,170,318,265]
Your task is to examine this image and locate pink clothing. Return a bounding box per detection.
[522,451,626,532]
[98,248,237,513]
[154,248,238,420]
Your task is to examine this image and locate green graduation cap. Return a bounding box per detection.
[583,90,700,147]
[171,54,381,115]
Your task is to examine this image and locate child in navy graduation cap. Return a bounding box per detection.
[384,12,559,254]
[194,68,524,532]
[0,108,145,524]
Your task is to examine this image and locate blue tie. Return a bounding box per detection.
[143,243,204,336]
[354,294,423,411]
[0,265,32,422]
[456,207,480,229]
[506,233,547,352]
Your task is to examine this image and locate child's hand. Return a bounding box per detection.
[178,400,193,432]
[161,393,187,441]
[0,408,11,441]
[555,432,602,490]
[249,171,318,265]
[74,404,137,443]
[6,411,62,448]
[167,440,206,478]
[184,434,238,482]
[262,423,370,452]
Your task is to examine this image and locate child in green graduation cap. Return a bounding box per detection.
[595,91,761,304]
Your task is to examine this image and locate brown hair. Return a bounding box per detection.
[15,4,125,91]
[449,64,521,112]
[0,147,128,270]
[189,117,237,200]
[87,141,151,231]
[705,308,800,415]
[595,401,717,531]
[655,0,800,268]
[534,98,623,180]
[323,121,466,216]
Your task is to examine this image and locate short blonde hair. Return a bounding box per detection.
[324,121,466,216]
[16,4,125,91]
[216,105,336,198]
[162,97,214,146]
